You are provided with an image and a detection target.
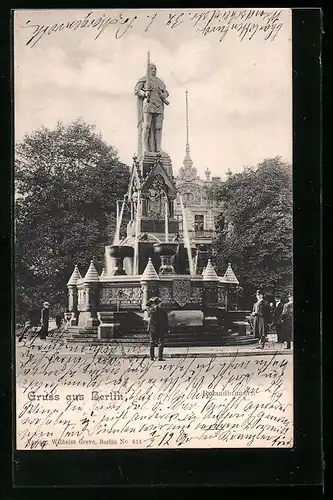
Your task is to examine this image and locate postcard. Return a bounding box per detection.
[14,8,293,450]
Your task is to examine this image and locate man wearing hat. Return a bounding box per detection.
[38,301,50,339]
[251,290,270,349]
[147,297,169,361]
[281,293,293,349]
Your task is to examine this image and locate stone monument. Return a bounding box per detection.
[134,52,173,177]
[65,54,252,346]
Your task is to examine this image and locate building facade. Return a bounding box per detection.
[174,159,223,237]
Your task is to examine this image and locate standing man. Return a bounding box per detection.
[251,290,270,349]
[273,295,284,346]
[38,301,50,339]
[134,59,170,155]
[281,293,293,349]
[55,311,62,329]
[250,290,261,337]
[147,297,169,361]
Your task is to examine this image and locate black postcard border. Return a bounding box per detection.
[0,5,323,492]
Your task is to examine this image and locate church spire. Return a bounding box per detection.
[185,89,190,146]
[180,90,196,180]
[183,89,193,170]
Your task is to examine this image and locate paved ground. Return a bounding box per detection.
[16,331,292,358]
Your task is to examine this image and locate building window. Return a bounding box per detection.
[175,215,183,232]
[214,214,225,231]
[194,214,204,232]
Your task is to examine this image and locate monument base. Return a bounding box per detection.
[203,316,218,333]
[139,151,173,178]
[97,312,120,339]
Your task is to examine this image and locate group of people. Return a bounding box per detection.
[249,289,293,350]
[18,301,64,342]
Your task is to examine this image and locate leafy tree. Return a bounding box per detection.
[15,119,130,320]
[207,157,293,307]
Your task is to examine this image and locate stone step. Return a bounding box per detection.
[63,336,258,347]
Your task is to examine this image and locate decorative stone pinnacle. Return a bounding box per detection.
[202,259,219,281]
[83,260,99,283]
[141,258,160,281]
[67,264,82,285]
[100,267,107,278]
[223,263,239,285]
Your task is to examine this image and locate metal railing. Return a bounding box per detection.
[185,229,216,239]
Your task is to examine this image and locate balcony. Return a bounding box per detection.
[185,229,216,240]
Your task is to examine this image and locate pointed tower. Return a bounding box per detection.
[67,265,82,285]
[67,265,82,318]
[223,263,239,285]
[202,259,219,281]
[183,89,193,171]
[202,259,219,331]
[179,90,197,181]
[83,260,99,283]
[81,260,100,328]
[140,258,160,312]
[141,258,160,281]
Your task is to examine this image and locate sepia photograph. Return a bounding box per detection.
[14,8,293,451]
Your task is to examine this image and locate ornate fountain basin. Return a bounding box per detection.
[153,242,178,275]
[109,245,134,275]
[153,242,178,256]
[109,245,134,258]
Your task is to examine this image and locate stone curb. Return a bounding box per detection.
[54,350,292,358]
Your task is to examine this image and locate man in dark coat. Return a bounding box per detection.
[38,301,50,339]
[55,312,62,329]
[281,293,293,349]
[147,297,169,361]
[251,290,270,349]
[273,295,284,344]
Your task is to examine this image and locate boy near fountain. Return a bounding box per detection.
[147,297,169,361]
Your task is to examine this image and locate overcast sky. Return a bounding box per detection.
[14,8,292,179]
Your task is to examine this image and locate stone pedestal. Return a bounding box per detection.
[202,281,218,334]
[203,316,218,333]
[78,311,99,329]
[68,285,78,312]
[83,283,100,328]
[69,312,78,326]
[86,315,100,328]
[140,151,173,178]
[97,311,120,339]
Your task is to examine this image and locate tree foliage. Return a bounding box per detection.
[15,119,130,319]
[207,157,293,306]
